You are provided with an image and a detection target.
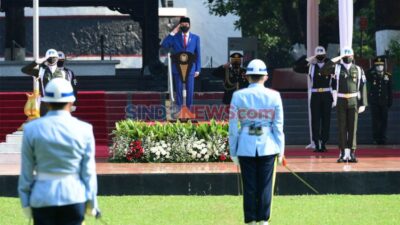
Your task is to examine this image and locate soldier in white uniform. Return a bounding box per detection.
[229,59,285,225]
[18,78,99,225]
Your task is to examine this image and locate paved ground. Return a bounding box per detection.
[2,145,399,175]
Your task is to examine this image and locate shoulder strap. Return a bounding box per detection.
[356,66,362,99]
[308,64,315,87]
[335,64,341,92]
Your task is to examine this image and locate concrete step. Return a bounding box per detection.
[5,132,23,144]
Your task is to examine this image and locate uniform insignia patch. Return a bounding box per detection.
[362,75,366,82]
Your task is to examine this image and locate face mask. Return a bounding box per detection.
[316,55,325,61]
[232,62,241,69]
[180,26,189,33]
[57,60,65,67]
[47,57,58,65]
[376,65,384,72]
[342,57,353,64]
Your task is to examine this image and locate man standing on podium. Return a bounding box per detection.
[161,17,201,113]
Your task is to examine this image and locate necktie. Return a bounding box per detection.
[183,33,187,49]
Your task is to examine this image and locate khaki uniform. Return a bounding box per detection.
[335,63,368,150]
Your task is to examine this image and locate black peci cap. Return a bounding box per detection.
[179,17,190,24]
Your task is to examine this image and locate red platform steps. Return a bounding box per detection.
[0,92,109,156]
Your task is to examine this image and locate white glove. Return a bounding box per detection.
[278,155,284,165]
[305,55,316,63]
[85,201,101,218]
[358,106,366,113]
[35,57,47,64]
[22,207,32,219]
[231,156,239,166]
[71,106,77,112]
[331,91,337,108]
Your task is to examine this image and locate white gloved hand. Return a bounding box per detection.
[86,205,100,217]
[358,106,366,113]
[22,207,32,219]
[35,57,47,64]
[278,155,284,165]
[71,106,77,112]
[231,156,239,166]
[331,91,337,108]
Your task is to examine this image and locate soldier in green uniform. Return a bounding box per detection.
[21,49,69,116]
[212,52,248,105]
[333,47,368,163]
[366,57,393,144]
[307,46,337,152]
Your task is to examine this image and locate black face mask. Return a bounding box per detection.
[57,60,65,67]
[47,57,58,65]
[316,55,325,61]
[342,57,353,64]
[232,62,241,69]
[180,26,189,33]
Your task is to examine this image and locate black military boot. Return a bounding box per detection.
[337,149,345,163]
[313,141,321,152]
[320,142,327,152]
[349,149,358,163]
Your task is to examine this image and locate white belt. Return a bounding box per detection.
[311,88,332,93]
[241,126,272,132]
[337,92,359,98]
[36,172,79,181]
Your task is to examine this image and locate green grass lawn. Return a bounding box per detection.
[1,195,399,225]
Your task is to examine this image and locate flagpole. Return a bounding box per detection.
[32,0,41,118]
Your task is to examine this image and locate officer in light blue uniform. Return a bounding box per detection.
[229,59,285,225]
[18,78,99,225]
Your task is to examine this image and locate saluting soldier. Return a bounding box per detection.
[333,47,368,163]
[366,57,393,144]
[21,48,70,116]
[307,46,337,152]
[212,52,248,105]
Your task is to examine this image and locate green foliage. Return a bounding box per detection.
[3,195,400,225]
[109,120,230,163]
[206,0,378,65]
[205,0,296,67]
[389,39,400,63]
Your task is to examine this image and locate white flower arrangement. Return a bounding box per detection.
[109,120,231,163]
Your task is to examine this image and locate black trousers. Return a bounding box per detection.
[32,203,85,225]
[310,92,333,145]
[370,104,388,143]
[239,154,276,223]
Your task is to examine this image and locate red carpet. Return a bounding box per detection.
[284,147,400,158]
[0,91,109,150]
